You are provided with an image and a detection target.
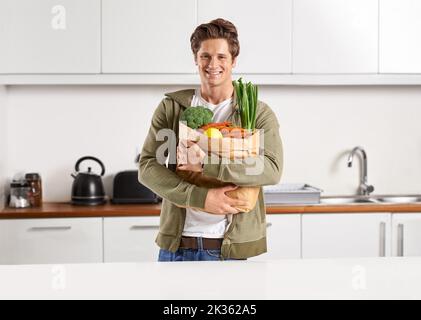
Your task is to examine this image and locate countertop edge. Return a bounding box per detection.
[1,202,421,219]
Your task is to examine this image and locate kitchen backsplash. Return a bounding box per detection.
[1,84,421,203]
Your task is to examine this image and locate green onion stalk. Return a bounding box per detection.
[233,78,258,131]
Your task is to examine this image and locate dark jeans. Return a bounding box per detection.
[158,237,247,262]
[158,248,224,261]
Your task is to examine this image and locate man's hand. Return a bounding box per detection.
[177,139,206,173]
[204,185,249,215]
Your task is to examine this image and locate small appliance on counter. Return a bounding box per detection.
[9,180,31,208]
[263,183,323,205]
[112,170,161,204]
[71,156,107,206]
[8,173,43,209]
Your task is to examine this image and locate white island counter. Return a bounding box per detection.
[1,257,420,300]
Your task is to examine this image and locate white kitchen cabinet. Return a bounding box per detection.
[251,214,301,261]
[392,214,421,257]
[198,0,292,74]
[302,213,391,259]
[0,0,100,74]
[293,0,378,74]
[0,218,103,265]
[380,0,421,73]
[0,87,6,210]
[104,217,160,263]
[102,0,196,73]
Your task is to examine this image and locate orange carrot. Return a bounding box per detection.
[200,121,232,130]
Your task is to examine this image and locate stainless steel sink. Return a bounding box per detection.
[320,195,421,205]
[376,196,421,204]
[320,196,380,205]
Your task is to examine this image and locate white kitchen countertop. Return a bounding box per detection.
[1,257,420,300]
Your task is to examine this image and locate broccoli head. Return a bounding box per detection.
[180,106,214,129]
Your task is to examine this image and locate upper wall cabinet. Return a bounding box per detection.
[198,0,292,74]
[102,0,197,73]
[0,0,100,74]
[380,0,421,73]
[293,0,378,74]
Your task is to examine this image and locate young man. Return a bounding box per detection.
[139,18,283,261]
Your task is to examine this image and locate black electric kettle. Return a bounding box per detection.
[71,156,106,206]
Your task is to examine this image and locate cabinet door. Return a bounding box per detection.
[102,0,196,73]
[251,214,301,261]
[302,214,391,259]
[392,213,421,257]
[380,0,421,73]
[198,0,292,74]
[104,217,160,263]
[0,0,100,74]
[293,0,378,73]
[0,218,103,265]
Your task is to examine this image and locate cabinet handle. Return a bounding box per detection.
[29,226,72,232]
[398,224,404,257]
[266,222,272,229]
[379,222,386,257]
[130,226,160,230]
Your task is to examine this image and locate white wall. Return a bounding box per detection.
[0,86,7,209]
[4,85,421,202]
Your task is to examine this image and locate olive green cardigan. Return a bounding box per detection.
[139,89,283,259]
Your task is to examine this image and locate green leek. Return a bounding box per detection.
[233,78,258,131]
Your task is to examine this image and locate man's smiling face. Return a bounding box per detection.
[195,38,237,88]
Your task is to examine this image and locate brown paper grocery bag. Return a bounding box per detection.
[176,122,261,213]
[179,122,260,159]
[176,168,260,213]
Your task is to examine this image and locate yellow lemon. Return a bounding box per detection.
[204,128,223,139]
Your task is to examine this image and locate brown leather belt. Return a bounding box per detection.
[180,236,223,250]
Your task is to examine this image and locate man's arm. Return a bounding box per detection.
[138,99,209,209]
[202,103,283,187]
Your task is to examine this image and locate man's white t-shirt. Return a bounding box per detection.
[182,88,234,239]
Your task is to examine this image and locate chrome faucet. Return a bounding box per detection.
[347,146,375,196]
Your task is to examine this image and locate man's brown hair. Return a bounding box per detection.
[190,18,240,61]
